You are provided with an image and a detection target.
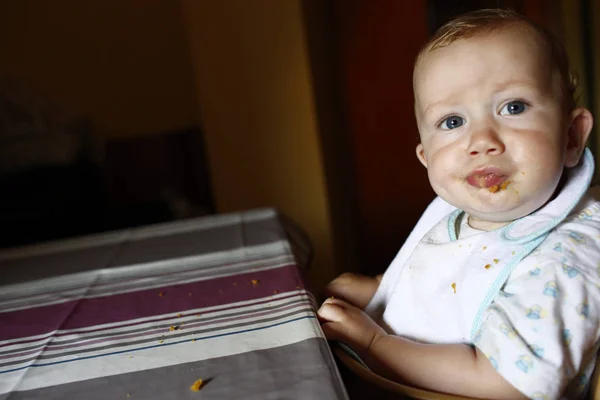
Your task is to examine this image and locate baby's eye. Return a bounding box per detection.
[500,101,527,115]
[440,115,464,130]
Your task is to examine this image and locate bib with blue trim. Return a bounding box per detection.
[381,149,595,344]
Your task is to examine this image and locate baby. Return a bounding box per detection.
[318,9,600,400]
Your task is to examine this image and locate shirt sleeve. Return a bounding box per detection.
[474,252,600,399]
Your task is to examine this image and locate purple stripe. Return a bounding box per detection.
[0,291,312,350]
[1,300,312,361]
[0,264,307,341]
[4,253,287,304]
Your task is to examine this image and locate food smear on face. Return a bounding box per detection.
[489,180,511,193]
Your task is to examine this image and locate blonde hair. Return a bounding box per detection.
[416,9,578,112]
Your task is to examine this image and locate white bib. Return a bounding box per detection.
[377,149,595,344]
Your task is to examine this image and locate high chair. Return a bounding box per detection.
[334,343,600,400]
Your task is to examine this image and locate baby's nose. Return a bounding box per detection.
[467,128,505,156]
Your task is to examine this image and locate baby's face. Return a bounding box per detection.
[414,27,571,227]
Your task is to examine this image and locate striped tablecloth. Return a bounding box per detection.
[0,209,348,400]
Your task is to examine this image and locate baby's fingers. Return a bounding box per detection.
[317,301,347,323]
[320,321,346,342]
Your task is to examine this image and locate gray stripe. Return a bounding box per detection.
[0,297,310,357]
[1,337,348,400]
[0,215,292,285]
[0,307,313,370]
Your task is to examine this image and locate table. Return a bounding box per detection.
[0,209,348,400]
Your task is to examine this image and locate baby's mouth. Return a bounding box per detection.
[466,167,508,190]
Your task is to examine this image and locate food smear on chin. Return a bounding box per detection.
[489,180,511,193]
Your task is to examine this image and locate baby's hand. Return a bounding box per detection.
[323,272,381,309]
[317,297,386,354]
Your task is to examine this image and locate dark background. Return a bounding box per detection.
[0,0,597,287]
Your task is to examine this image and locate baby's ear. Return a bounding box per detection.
[416,143,428,167]
[565,108,593,167]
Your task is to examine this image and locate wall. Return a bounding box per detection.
[181,0,336,288]
[331,0,432,273]
[0,1,197,139]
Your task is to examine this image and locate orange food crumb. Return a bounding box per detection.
[489,180,511,193]
[158,292,164,297]
[493,259,500,264]
[273,290,279,294]
[176,313,183,317]
[483,246,487,250]
[190,379,204,392]
[191,339,196,342]
[169,326,178,331]
[251,279,259,285]
[485,264,491,269]
[451,283,457,293]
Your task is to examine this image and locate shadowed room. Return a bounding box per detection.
[1,1,599,399]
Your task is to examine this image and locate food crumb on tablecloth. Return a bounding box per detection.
[451,282,457,293]
[158,340,164,344]
[190,379,204,392]
[493,259,499,264]
[158,292,164,297]
[485,264,491,269]
[176,313,183,317]
[169,326,178,331]
[251,279,260,285]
